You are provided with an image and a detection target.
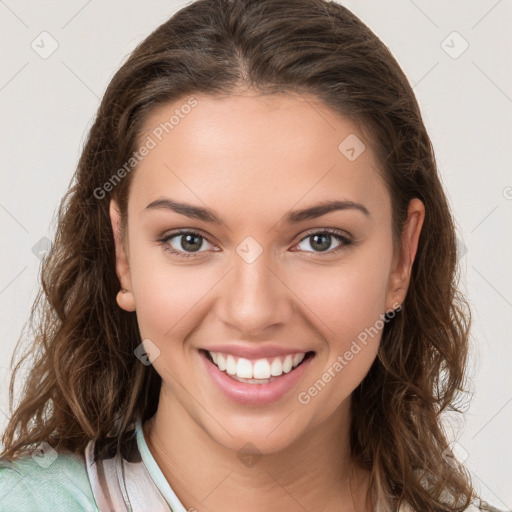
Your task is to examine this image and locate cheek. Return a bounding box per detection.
[293,265,385,414]
[289,255,391,342]
[132,269,210,340]
[127,239,209,339]
[288,249,391,398]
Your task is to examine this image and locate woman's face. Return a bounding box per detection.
[111,91,423,454]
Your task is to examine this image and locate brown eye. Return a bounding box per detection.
[295,230,351,254]
[159,230,216,258]
[176,233,203,252]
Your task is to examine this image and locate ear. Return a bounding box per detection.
[109,199,136,312]
[385,198,425,312]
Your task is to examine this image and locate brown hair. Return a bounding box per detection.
[1,0,476,509]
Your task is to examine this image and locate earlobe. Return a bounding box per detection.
[116,288,135,312]
[386,198,425,312]
[109,199,136,312]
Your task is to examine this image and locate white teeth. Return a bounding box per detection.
[216,353,226,371]
[207,350,308,380]
[253,359,271,379]
[226,355,237,375]
[293,353,305,366]
[270,357,283,377]
[236,358,253,379]
[231,374,277,384]
[282,355,293,373]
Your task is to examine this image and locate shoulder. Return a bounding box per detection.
[0,449,98,512]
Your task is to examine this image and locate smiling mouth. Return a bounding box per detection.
[200,349,315,384]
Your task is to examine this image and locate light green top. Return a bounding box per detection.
[0,418,187,511]
[0,421,507,512]
[0,445,97,511]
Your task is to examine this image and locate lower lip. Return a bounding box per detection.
[199,350,314,406]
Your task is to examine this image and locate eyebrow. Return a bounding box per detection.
[143,198,370,225]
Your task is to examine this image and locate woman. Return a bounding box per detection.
[0,0,506,511]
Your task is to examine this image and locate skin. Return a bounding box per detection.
[110,90,425,512]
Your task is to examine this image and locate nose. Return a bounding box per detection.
[217,246,293,336]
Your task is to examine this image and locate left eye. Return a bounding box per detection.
[295,231,350,253]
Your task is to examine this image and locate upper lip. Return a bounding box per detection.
[201,344,312,360]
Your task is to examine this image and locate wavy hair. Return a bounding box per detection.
[1,0,475,509]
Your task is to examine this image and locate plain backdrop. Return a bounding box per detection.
[0,0,511,508]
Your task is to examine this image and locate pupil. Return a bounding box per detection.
[311,234,330,252]
[182,234,202,252]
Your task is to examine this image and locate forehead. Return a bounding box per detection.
[130,92,388,221]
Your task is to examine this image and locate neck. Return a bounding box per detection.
[143,385,372,512]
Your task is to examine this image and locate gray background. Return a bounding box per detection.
[1,0,511,508]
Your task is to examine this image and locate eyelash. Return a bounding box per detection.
[157,228,353,259]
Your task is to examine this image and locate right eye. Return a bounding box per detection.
[158,230,217,258]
